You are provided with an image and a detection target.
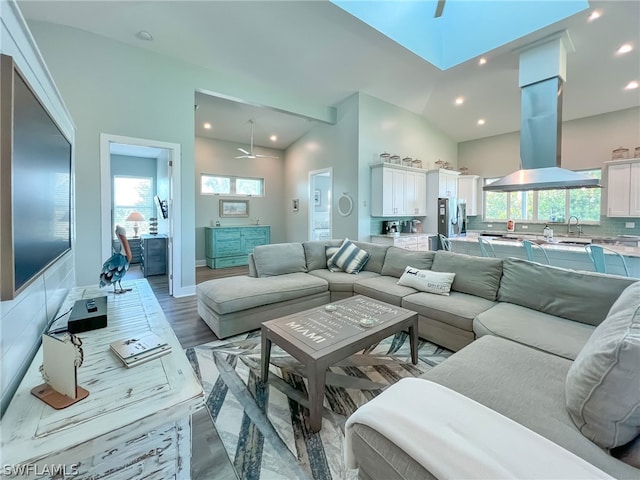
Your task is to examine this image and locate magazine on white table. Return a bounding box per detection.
[110,332,171,367]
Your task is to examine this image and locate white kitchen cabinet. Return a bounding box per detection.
[404,170,427,215]
[427,169,459,198]
[458,175,481,216]
[371,164,427,217]
[606,159,640,217]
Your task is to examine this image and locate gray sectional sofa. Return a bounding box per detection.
[197,239,640,478]
[197,240,633,355]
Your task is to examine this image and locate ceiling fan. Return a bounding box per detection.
[236,119,278,159]
[434,0,446,17]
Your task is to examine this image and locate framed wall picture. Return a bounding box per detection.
[314,189,321,206]
[219,199,249,218]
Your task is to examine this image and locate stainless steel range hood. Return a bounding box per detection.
[484,33,601,192]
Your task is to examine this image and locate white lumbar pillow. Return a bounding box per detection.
[397,266,455,296]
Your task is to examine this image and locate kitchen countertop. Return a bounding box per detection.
[370,232,437,238]
[453,233,640,258]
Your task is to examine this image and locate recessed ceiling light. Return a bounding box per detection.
[478,57,487,66]
[203,122,212,129]
[587,10,601,22]
[136,30,153,41]
[270,135,277,142]
[455,97,464,105]
[624,81,639,90]
[616,43,633,55]
[477,119,486,126]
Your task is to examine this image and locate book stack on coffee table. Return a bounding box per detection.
[110,332,171,368]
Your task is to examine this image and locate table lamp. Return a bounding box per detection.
[126,211,145,237]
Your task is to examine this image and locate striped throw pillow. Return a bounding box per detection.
[325,245,341,272]
[329,239,370,274]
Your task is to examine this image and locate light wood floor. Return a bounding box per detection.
[127,264,248,479]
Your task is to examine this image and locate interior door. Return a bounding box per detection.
[308,168,333,241]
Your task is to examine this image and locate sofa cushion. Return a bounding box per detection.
[402,291,496,333]
[252,243,307,277]
[565,281,640,450]
[328,239,370,274]
[303,240,343,271]
[422,336,639,479]
[397,266,455,296]
[498,258,636,326]
[308,269,380,292]
[380,247,436,278]
[354,276,418,306]
[196,273,328,314]
[474,303,595,360]
[431,251,503,301]
[353,241,388,274]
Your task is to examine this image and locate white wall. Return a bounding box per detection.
[458,107,640,215]
[194,136,285,263]
[458,107,640,176]
[285,94,360,242]
[357,93,458,236]
[284,92,459,242]
[26,20,334,290]
[1,1,76,415]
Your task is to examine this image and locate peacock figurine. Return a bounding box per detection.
[100,225,133,294]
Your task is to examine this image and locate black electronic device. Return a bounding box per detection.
[68,296,108,333]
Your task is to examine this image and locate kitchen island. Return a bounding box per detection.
[370,233,438,251]
[450,233,639,278]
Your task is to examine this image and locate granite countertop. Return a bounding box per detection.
[454,233,640,258]
[370,232,438,238]
[209,224,270,228]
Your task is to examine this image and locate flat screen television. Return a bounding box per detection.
[1,54,72,301]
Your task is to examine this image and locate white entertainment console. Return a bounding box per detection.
[0,280,203,479]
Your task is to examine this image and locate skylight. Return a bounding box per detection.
[330,0,589,70]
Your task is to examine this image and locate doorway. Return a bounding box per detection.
[308,168,332,241]
[99,134,181,296]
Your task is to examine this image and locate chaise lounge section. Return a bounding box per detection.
[346,281,640,479]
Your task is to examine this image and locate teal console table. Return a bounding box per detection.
[205,226,271,269]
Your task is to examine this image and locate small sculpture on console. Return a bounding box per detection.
[99,225,133,294]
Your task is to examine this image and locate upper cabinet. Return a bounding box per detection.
[371,164,427,217]
[427,169,459,199]
[606,159,640,217]
[457,175,481,216]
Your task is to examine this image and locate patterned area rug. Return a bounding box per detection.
[186,331,452,480]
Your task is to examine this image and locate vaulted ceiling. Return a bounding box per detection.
[18,0,640,151]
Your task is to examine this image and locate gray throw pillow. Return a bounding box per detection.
[253,243,307,277]
[565,281,640,450]
[381,247,435,278]
[431,251,503,301]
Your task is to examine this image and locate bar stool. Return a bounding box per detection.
[478,237,496,257]
[438,234,452,251]
[522,240,550,265]
[584,244,630,277]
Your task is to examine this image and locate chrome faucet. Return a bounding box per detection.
[567,216,581,236]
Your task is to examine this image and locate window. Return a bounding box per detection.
[484,169,601,223]
[201,174,264,197]
[113,176,154,237]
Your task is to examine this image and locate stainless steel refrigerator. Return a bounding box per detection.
[437,197,467,248]
[437,197,456,238]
